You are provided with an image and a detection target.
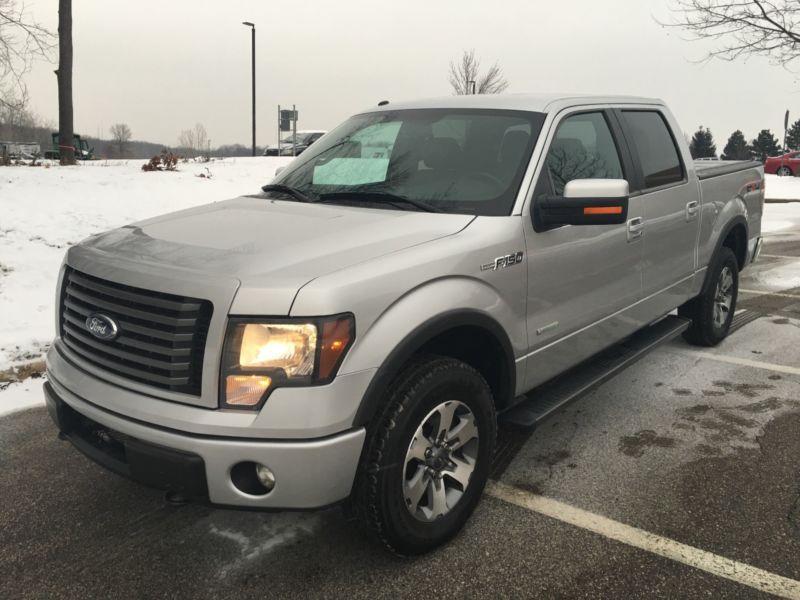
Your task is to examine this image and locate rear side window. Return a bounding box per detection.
[620,111,684,189]
[544,112,623,196]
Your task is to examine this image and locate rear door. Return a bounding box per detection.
[615,109,699,313]
[522,108,645,390]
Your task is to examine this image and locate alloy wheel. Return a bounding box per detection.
[713,265,734,329]
[402,400,479,522]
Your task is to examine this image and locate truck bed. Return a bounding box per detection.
[694,159,762,180]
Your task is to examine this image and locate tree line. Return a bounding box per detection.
[688,124,796,161]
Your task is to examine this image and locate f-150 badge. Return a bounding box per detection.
[481,251,524,271]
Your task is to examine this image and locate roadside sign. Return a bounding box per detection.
[280,109,298,132]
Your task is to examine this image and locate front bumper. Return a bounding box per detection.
[45,377,366,509]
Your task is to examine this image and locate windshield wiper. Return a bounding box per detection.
[317,191,442,213]
[261,184,315,203]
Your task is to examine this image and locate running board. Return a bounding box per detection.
[499,315,690,429]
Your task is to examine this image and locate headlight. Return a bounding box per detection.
[220,315,354,409]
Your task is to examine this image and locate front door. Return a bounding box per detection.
[522,108,644,391]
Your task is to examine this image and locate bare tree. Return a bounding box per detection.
[0,0,55,111]
[193,122,207,155]
[667,1,800,66]
[178,128,195,154]
[56,0,74,165]
[178,122,207,157]
[449,49,509,95]
[110,123,132,157]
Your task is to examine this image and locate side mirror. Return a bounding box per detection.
[539,179,629,227]
[274,166,286,176]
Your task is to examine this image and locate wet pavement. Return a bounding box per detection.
[1,213,799,599]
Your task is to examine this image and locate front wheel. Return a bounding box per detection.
[777,166,793,177]
[350,356,496,555]
[679,246,738,346]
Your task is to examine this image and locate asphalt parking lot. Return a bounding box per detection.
[2,223,800,599]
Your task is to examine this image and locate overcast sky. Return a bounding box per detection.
[20,0,800,148]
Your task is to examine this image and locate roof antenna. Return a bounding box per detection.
[378,100,389,106]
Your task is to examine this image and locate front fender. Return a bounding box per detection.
[340,277,521,427]
[340,276,522,376]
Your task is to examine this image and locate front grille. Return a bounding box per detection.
[59,267,213,395]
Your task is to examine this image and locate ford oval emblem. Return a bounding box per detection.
[85,313,119,341]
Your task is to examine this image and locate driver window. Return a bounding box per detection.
[546,112,623,196]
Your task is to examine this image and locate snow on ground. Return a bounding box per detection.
[0,157,291,373]
[0,377,46,417]
[765,173,800,201]
[0,159,798,417]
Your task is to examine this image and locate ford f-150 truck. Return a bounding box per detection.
[45,94,764,555]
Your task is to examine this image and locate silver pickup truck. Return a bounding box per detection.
[45,94,763,554]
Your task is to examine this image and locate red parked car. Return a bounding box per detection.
[764,151,800,176]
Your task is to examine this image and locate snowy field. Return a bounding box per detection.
[0,157,291,414]
[0,160,798,415]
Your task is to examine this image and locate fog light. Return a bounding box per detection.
[231,461,275,495]
[255,463,276,492]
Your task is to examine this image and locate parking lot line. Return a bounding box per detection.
[740,288,800,300]
[486,482,800,600]
[679,350,800,376]
[759,254,797,260]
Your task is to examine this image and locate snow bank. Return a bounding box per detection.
[764,173,800,201]
[0,157,291,371]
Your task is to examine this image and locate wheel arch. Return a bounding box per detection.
[701,216,748,294]
[351,310,516,429]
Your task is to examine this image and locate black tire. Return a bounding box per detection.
[349,356,496,555]
[679,246,738,346]
[777,166,793,177]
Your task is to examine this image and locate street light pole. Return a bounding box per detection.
[242,21,256,156]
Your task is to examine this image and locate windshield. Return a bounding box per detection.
[269,108,545,216]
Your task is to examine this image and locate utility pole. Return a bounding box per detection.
[242,21,256,156]
[57,0,75,165]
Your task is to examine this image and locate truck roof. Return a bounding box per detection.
[364,93,664,115]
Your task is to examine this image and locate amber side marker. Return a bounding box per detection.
[584,206,623,215]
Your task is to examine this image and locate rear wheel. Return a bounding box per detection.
[349,356,496,555]
[777,166,793,177]
[679,246,738,346]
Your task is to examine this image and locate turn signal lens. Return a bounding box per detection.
[583,205,622,215]
[319,317,354,379]
[225,375,273,406]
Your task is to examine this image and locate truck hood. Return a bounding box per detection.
[75,196,474,314]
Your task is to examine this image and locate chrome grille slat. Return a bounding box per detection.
[67,271,203,312]
[61,312,192,357]
[59,267,212,395]
[64,301,195,342]
[65,286,198,327]
[62,323,191,371]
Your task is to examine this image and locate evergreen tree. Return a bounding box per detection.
[785,119,800,150]
[721,130,752,160]
[689,126,717,159]
[750,129,781,161]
